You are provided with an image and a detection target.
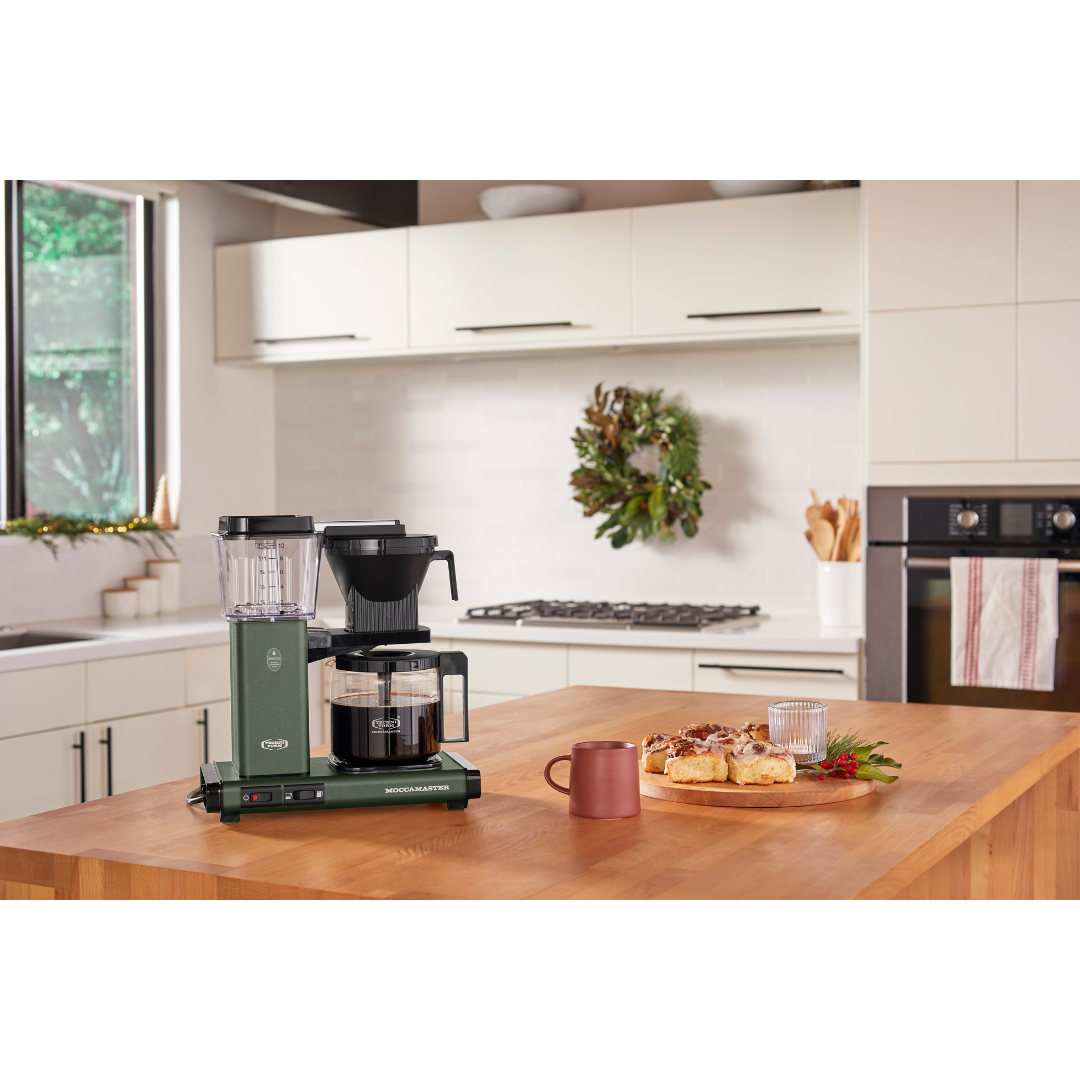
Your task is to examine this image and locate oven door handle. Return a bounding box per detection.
[906,557,1080,570]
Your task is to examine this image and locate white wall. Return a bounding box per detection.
[168,181,277,535]
[276,342,861,617]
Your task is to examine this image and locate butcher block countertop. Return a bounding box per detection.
[1,687,1077,900]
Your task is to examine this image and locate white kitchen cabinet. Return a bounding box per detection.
[867,306,1017,463]
[0,662,85,740]
[1019,301,1080,460]
[459,640,568,697]
[87,650,186,722]
[90,707,207,798]
[185,644,231,705]
[0,724,87,822]
[632,189,860,339]
[568,645,693,692]
[866,181,1017,311]
[215,229,409,362]
[408,209,631,348]
[693,649,860,700]
[1019,181,1080,302]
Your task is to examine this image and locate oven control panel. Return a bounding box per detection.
[908,497,1080,544]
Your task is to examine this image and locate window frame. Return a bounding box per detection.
[3,179,155,522]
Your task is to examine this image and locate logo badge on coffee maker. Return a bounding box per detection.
[266,648,282,672]
[261,738,289,749]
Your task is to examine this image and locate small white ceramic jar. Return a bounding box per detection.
[146,559,181,613]
[125,576,161,617]
[816,562,864,627]
[102,588,139,619]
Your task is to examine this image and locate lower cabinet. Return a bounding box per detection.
[89,706,226,799]
[693,649,861,700]
[427,638,863,714]
[0,724,88,822]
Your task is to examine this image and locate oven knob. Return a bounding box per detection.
[957,509,980,530]
[1053,508,1076,531]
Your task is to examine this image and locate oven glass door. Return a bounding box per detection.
[907,550,1080,710]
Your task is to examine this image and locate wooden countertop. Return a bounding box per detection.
[2,687,1077,900]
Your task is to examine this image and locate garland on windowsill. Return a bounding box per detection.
[570,383,711,549]
[0,515,176,559]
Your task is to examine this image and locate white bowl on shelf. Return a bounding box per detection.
[708,180,807,199]
[478,184,583,219]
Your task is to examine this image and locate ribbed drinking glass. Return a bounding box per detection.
[768,700,827,763]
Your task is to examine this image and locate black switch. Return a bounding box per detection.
[296,789,315,801]
[252,791,273,803]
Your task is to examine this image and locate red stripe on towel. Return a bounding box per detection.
[964,558,983,686]
[1018,559,1041,691]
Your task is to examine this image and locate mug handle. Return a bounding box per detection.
[544,755,571,796]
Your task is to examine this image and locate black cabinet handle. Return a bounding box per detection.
[687,308,822,320]
[196,708,209,764]
[698,663,846,675]
[72,731,86,803]
[455,321,573,332]
[98,727,113,796]
[253,333,368,344]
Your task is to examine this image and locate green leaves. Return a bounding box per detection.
[571,383,711,549]
[796,731,903,784]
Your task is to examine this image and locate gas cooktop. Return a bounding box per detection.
[464,601,765,630]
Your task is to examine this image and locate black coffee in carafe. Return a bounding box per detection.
[328,651,449,767]
[331,688,438,764]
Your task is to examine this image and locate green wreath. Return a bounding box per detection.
[570,383,711,549]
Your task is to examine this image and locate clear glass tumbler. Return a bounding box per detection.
[768,700,828,763]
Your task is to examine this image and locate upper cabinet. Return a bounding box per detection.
[632,189,861,339]
[1019,181,1080,302]
[865,181,1016,311]
[215,229,408,362]
[407,209,631,348]
[214,194,863,364]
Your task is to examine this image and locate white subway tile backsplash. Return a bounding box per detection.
[276,342,861,616]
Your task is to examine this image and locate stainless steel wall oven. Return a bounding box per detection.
[866,486,1080,708]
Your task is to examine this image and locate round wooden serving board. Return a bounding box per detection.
[640,768,876,808]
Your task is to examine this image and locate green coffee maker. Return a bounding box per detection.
[187,515,478,824]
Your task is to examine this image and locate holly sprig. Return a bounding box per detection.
[796,729,902,783]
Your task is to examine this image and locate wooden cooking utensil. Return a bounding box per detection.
[829,499,848,561]
[810,518,835,561]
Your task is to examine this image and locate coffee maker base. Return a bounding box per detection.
[195,751,481,823]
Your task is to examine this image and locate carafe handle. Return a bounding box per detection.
[436,651,469,744]
[431,549,458,601]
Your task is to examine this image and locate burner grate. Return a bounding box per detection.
[465,600,762,629]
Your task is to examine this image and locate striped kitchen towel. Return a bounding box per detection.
[950,557,1059,691]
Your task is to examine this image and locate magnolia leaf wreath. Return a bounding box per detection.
[570,383,711,549]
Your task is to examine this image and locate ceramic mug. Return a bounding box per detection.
[544,741,641,819]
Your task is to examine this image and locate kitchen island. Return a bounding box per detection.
[0,687,1076,900]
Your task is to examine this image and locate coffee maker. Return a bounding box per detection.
[187,516,479,823]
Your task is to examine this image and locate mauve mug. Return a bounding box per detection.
[544,741,641,819]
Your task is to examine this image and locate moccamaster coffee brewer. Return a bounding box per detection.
[186,516,479,823]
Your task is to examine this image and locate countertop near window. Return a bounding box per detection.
[0,607,228,675]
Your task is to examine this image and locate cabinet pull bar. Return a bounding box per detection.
[72,731,86,803]
[698,663,846,675]
[687,308,822,320]
[455,321,574,332]
[906,557,1080,571]
[196,708,209,765]
[98,727,113,796]
[253,334,367,344]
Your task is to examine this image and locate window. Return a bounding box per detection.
[4,180,153,521]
